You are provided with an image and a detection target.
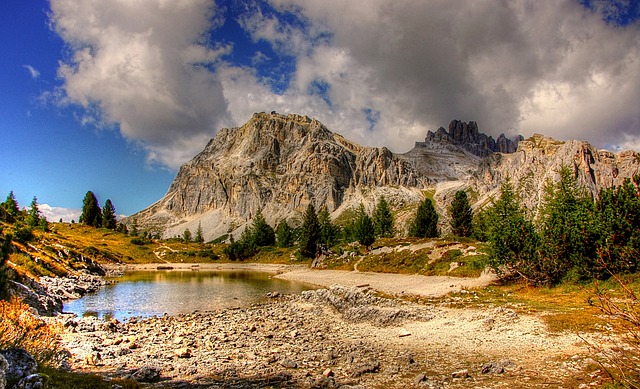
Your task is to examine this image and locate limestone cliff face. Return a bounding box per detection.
[470,134,640,211]
[130,114,640,240]
[132,113,429,240]
[424,120,522,157]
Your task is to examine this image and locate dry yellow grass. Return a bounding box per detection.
[0,297,63,365]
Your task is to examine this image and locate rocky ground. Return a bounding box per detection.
[58,285,605,388]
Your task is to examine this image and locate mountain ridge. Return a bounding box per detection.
[128,112,640,241]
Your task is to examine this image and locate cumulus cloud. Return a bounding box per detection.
[266,0,640,151]
[49,0,640,170]
[39,204,81,223]
[49,0,230,168]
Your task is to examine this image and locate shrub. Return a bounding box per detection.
[0,298,64,366]
[12,224,34,244]
[130,237,150,245]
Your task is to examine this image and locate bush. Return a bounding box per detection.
[12,224,34,244]
[0,298,64,366]
[130,237,150,245]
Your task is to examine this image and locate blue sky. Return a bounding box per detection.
[1,0,639,221]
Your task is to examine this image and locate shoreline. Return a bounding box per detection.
[105,261,499,299]
[109,262,305,273]
[51,262,604,387]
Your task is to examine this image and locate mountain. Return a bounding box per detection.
[424,119,522,157]
[129,113,640,240]
[469,133,640,211]
[132,113,429,240]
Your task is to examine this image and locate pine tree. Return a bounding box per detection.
[183,228,192,243]
[276,219,294,248]
[537,167,598,284]
[409,198,439,238]
[353,203,375,247]
[26,196,41,228]
[250,209,275,247]
[449,190,473,237]
[596,175,640,273]
[373,196,394,238]
[318,206,339,249]
[486,180,539,281]
[80,191,102,227]
[102,199,117,230]
[195,222,204,243]
[0,230,11,299]
[299,203,320,259]
[1,191,19,217]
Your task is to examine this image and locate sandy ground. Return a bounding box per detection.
[116,262,497,299]
[70,263,608,387]
[275,267,498,298]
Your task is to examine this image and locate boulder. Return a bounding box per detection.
[129,365,161,383]
[0,354,8,389]
[14,373,50,389]
[0,348,37,386]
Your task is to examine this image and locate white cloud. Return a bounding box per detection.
[264,0,640,152]
[49,0,640,173]
[49,0,231,169]
[39,204,81,223]
[23,64,40,79]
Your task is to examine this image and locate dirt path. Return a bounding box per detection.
[275,267,498,298]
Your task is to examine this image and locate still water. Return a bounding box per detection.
[63,270,316,321]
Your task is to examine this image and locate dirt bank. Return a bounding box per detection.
[275,267,498,298]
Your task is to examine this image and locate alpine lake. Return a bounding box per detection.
[63,268,317,321]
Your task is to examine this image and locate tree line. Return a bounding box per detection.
[222,192,473,261]
[481,167,640,286]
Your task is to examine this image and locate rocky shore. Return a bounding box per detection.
[59,285,602,388]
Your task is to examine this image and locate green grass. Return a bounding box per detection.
[39,367,140,389]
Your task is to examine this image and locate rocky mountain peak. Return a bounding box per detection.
[129,113,639,241]
[132,112,427,240]
[424,120,522,157]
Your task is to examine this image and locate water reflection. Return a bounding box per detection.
[64,270,315,321]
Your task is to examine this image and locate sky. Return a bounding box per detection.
[1,0,639,222]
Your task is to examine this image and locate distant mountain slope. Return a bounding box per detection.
[129,113,640,240]
[132,113,441,240]
[470,133,640,211]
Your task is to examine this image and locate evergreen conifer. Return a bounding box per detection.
[250,209,275,247]
[299,203,320,259]
[195,222,204,243]
[26,196,41,228]
[372,196,394,238]
[80,191,102,227]
[409,198,439,238]
[353,203,375,247]
[318,206,339,249]
[449,190,473,237]
[276,219,294,248]
[1,191,19,218]
[102,199,117,230]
